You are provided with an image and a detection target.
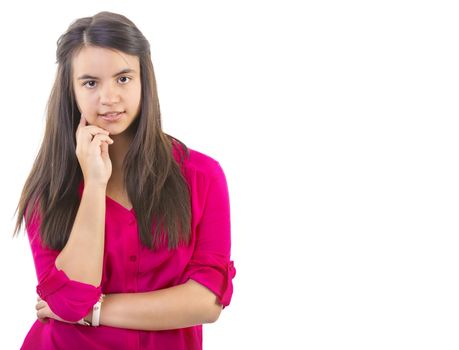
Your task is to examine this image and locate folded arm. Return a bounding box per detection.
[87,280,222,331]
[90,163,236,331]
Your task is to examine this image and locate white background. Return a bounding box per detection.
[0,1,458,349]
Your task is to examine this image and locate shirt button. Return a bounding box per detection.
[129,255,137,262]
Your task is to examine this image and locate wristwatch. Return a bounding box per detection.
[91,294,105,327]
[77,293,106,327]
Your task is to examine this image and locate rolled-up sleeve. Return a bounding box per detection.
[183,162,236,309]
[25,204,102,322]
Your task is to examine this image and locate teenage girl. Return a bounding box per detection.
[14,11,236,350]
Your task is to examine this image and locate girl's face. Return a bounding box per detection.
[72,46,142,135]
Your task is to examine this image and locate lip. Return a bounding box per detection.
[99,112,125,122]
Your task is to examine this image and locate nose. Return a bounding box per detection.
[99,82,120,105]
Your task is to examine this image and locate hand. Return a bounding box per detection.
[75,114,114,186]
[35,296,78,324]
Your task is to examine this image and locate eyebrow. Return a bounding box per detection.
[77,68,136,80]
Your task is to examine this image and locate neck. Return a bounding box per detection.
[108,128,135,183]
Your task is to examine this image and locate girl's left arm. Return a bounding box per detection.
[92,280,223,331]
[85,162,234,331]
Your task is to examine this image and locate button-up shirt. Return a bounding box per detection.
[20,144,236,349]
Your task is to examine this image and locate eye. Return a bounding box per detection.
[118,76,131,84]
[82,80,96,88]
[82,76,131,89]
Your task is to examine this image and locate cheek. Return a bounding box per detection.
[75,92,97,113]
[131,82,142,101]
[124,91,140,110]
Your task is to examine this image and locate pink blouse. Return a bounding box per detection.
[20,144,236,350]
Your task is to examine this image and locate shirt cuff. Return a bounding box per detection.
[36,264,102,322]
[186,258,236,309]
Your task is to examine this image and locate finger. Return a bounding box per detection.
[91,134,114,146]
[76,115,110,139]
[36,301,46,310]
[100,138,109,157]
[83,134,113,157]
[37,309,46,319]
[77,114,87,132]
[77,127,110,145]
[37,311,49,322]
[85,126,110,136]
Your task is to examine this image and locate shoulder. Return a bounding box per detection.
[187,148,223,177]
[172,141,224,179]
[172,142,229,221]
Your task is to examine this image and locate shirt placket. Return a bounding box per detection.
[125,213,140,350]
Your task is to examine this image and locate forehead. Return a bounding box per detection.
[72,46,139,77]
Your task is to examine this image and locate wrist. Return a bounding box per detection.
[83,181,108,190]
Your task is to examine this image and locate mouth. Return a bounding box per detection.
[98,111,125,117]
[99,111,125,121]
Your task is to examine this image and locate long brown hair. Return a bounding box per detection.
[12,11,192,251]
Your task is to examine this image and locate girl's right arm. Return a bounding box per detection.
[55,114,113,287]
[54,183,107,287]
[29,114,114,322]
